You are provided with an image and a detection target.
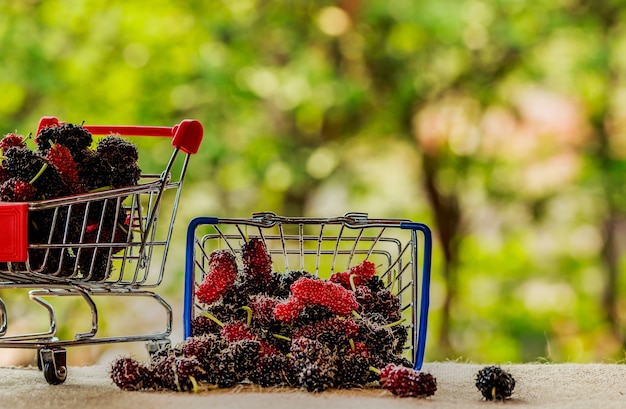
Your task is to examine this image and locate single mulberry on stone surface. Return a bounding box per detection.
[379,364,437,398]
[475,366,516,401]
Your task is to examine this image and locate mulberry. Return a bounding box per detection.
[249,354,297,387]
[3,147,68,199]
[275,270,316,297]
[35,122,93,154]
[330,260,377,290]
[45,143,83,193]
[475,366,515,401]
[290,277,359,316]
[0,178,36,202]
[74,149,112,191]
[379,364,437,398]
[248,294,281,327]
[241,238,273,293]
[273,297,306,324]
[0,133,27,152]
[195,250,238,305]
[336,353,372,387]
[215,339,261,388]
[292,317,359,348]
[96,134,139,163]
[298,363,336,393]
[110,356,155,391]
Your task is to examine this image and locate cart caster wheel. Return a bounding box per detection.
[39,348,67,385]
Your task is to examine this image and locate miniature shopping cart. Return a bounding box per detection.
[183,212,432,370]
[0,116,203,384]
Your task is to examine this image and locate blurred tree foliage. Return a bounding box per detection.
[1,0,626,364]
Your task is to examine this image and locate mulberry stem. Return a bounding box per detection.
[272,333,291,341]
[349,274,357,292]
[29,163,48,185]
[241,306,253,326]
[190,375,199,393]
[382,318,406,328]
[201,311,224,327]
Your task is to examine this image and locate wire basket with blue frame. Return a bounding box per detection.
[183,211,432,370]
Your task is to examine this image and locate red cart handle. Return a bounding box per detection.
[37,116,203,155]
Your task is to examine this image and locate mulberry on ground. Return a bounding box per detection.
[110,356,155,391]
[249,354,297,387]
[298,363,336,392]
[335,353,373,387]
[379,364,437,398]
[214,339,260,388]
[475,366,516,401]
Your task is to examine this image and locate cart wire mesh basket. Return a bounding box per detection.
[183,212,432,371]
[0,116,203,384]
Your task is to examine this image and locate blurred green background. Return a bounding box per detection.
[1,0,626,366]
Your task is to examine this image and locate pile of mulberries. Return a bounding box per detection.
[0,123,141,280]
[111,238,436,397]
